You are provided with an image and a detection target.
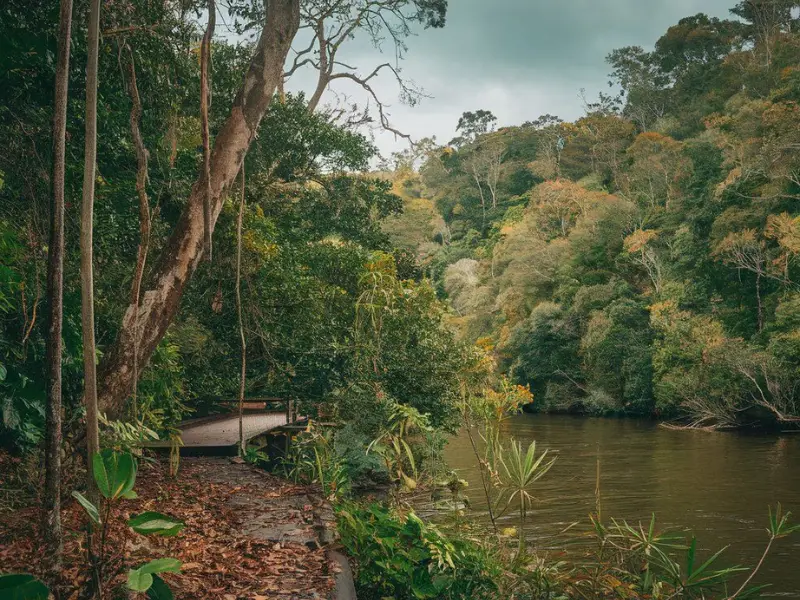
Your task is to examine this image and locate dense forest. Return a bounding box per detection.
[2,0,800,598]
[0,0,474,454]
[385,2,800,429]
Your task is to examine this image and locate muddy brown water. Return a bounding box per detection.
[442,414,800,597]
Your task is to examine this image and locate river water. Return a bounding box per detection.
[442,414,800,597]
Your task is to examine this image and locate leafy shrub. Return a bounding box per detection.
[332,424,387,485]
[336,503,500,600]
[73,450,184,598]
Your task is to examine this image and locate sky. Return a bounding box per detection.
[282,0,737,159]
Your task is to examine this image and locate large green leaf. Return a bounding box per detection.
[72,491,101,525]
[0,574,50,599]
[127,569,154,592]
[146,574,174,600]
[92,449,137,500]
[128,512,185,537]
[127,559,181,593]
[137,558,182,575]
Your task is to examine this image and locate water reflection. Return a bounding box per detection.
[441,414,800,596]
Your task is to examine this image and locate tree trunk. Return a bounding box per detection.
[81,0,101,493]
[236,165,247,456]
[200,0,216,262]
[43,0,73,584]
[756,271,764,333]
[96,0,300,418]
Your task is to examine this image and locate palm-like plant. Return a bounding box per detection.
[368,402,432,492]
[497,440,556,555]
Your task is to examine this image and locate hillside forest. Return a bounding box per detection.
[385,2,800,429]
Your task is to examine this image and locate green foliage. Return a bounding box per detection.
[0,574,50,600]
[99,413,160,453]
[333,423,387,484]
[71,450,184,596]
[570,507,799,600]
[127,512,185,537]
[243,445,269,467]
[0,0,439,456]
[282,426,351,500]
[497,440,556,519]
[367,401,433,490]
[145,575,174,600]
[399,1,800,428]
[506,303,582,408]
[72,491,102,525]
[127,559,182,593]
[337,503,500,600]
[93,449,137,500]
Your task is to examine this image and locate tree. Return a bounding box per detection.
[236,166,246,456]
[120,42,152,435]
[96,0,301,418]
[531,180,595,239]
[81,0,101,491]
[42,0,73,583]
[623,229,664,294]
[451,109,497,146]
[200,0,216,261]
[95,0,448,419]
[731,0,800,67]
[607,46,671,131]
[655,14,743,77]
[621,132,692,218]
[506,302,582,405]
[713,229,771,332]
[461,137,505,220]
[525,114,569,180]
[280,0,447,136]
[574,113,636,185]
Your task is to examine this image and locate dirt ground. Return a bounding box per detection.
[0,454,339,599]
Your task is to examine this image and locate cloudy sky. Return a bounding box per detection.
[280,0,737,158]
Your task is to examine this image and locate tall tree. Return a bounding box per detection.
[731,0,800,67]
[81,0,101,485]
[200,0,216,262]
[451,109,497,146]
[94,0,447,419]
[43,0,74,583]
[96,0,301,418]
[607,46,670,131]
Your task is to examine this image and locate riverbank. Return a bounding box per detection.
[0,454,349,599]
[521,403,800,433]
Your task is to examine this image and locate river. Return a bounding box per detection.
[441,414,800,597]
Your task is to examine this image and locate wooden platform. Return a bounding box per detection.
[150,412,289,456]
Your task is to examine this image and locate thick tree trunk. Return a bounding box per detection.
[43,0,73,583]
[97,0,300,418]
[81,0,101,490]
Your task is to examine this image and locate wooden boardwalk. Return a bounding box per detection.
[150,412,290,455]
[180,413,287,447]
